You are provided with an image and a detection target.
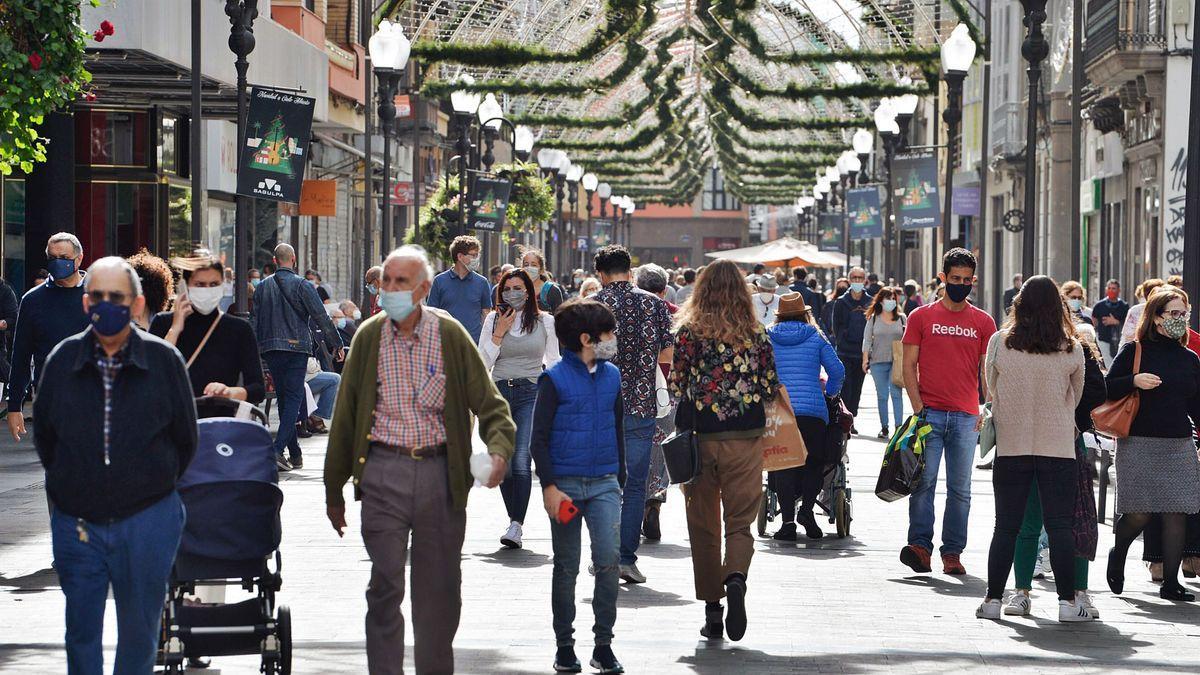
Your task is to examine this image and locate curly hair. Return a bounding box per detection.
[127,248,174,314]
[674,259,759,343]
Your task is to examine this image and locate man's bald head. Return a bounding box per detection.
[273,243,296,266]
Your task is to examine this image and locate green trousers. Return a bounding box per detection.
[1012,438,1089,591]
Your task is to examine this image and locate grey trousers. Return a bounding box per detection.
[360,447,467,675]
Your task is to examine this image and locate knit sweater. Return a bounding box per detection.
[985,330,1084,459]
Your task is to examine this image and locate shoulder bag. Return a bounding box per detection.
[1090,341,1141,438]
[185,313,223,369]
[890,315,906,388]
[662,394,701,485]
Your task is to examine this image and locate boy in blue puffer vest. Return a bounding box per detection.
[530,298,627,674]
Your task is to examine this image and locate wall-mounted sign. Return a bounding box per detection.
[237,87,316,203]
[299,180,337,216]
[951,186,980,217]
[703,236,741,251]
[893,152,940,229]
[467,174,512,233]
[391,181,414,206]
[846,186,883,239]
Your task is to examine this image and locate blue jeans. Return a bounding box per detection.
[263,351,308,459]
[868,362,905,429]
[51,492,185,675]
[550,475,621,648]
[907,408,979,555]
[498,379,537,524]
[619,413,657,565]
[307,370,341,420]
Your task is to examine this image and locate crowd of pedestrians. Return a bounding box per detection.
[7,224,1200,673]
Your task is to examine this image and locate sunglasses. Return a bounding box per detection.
[87,290,131,305]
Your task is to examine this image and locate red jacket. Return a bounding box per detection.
[1189,329,1200,358]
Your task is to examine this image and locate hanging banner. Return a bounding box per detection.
[893,152,941,229]
[846,187,883,240]
[237,88,316,203]
[467,174,512,233]
[592,218,614,247]
[298,180,337,216]
[818,213,844,252]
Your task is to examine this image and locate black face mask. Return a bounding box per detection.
[945,282,972,303]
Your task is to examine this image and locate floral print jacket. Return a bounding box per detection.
[669,324,780,423]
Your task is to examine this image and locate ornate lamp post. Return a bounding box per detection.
[582,172,598,271]
[941,23,977,256]
[798,195,816,242]
[892,84,920,151]
[852,128,874,184]
[536,149,564,249]
[368,20,412,253]
[226,0,258,315]
[874,99,901,280]
[623,199,636,249]
[597,182,612,219]
[612,197,627,246]
[566,163,583,277]
[1019,0,1050,276]
[449,74,482,238]
[513,125,535,162]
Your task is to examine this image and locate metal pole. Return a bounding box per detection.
[1070,0,1083,280]
[361,0,373,308]
[883,134,896,280]
[190,0,203,246]
[841,181,851,275]
[412,61,421,240]
[227,0,258,316]
[979,0,993,311]
[1184,0,1200,327]
[585,189,594,277]
[942,72,966,258]
[382,130,392,252]
[1020,0,1049,277]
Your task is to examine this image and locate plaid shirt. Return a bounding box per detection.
[93,339,128,465]
[371,307,447,448]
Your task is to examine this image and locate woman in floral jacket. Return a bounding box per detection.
[670,259,780,644]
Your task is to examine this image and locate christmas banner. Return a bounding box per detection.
[237,87,316,203]
[592,218,614,247]
[893,152,940,229]
[818,213,843,252]
[467,174,512,233]
[846,186,884,240]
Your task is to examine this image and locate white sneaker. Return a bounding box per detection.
[976,598,1002,619]
[1058,599,1095,623]
[1075,591,1099,618]
[620,563,646,584]
[500,521,523,549]
[1034,552,1052,580]
[1003,591,1031,616]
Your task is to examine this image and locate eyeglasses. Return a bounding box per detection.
[87,290,130,305]
[1162,310,1188,319]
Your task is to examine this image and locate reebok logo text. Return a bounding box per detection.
[931,323,978,338]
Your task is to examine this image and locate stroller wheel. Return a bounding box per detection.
[834,490,851,539]
[277,604,292,675]
[756,488,769,538]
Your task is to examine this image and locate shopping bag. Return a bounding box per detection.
[977,402,995,459]
[875,413,933,502]
[763,385,807,471]
[890,341,905,387]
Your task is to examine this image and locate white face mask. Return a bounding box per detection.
[758,292,775,303]
[464,255,481,272]
[188,286,223,315]
[523,265,541,280]
[594,336,618,361]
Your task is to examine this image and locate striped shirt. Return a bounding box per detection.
[93,339,127,465]
[371,307,446,448]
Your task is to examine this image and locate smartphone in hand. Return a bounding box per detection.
[557,499,580,524]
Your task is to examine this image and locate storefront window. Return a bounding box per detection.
[204,201,237,266]
[75,111,151,167]
[161,115,180,175]
[167,185,192,259]
[74,182,156,259]
[2,179,26,294]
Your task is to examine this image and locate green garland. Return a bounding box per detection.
[712,132,838,169]
[420,41,648,97]
[710,117,845,153]
[538,97,695,151]
[706,81,869,132]
[713,60,932,101]
[409,0,653,66]
[1,0,98,175]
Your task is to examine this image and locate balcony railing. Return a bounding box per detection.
[1085,0,1167,65]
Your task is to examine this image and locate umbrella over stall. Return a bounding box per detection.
[704,236,848,269]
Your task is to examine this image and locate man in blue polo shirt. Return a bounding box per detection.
[427,235,492,342]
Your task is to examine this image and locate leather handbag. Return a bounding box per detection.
[1091,341,1141,438]
[662,396,701,485]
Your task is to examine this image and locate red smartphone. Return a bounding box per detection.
[557,499,580,524]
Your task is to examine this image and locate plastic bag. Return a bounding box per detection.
[875,414,932,502]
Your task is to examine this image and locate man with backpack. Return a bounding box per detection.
[253,243,343,471]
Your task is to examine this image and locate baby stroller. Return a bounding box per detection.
[158,396,291,674]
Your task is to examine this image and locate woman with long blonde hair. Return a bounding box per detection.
[669,260,780,642]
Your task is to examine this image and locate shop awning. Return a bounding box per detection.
[705,236,846,269]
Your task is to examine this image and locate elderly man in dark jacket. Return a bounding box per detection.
[35,256,197,675]
[831,266,872,424]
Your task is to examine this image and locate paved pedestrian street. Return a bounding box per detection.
[3,385,1200,674]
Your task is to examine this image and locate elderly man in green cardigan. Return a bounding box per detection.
[324,245,515,675]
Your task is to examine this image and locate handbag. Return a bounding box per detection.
[762,385,808,471]
[875,413,933,502]
[890,340,905,387]
[662,396,700,485]
[1090,341,1141,438]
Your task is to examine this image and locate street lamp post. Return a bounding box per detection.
[226,0,258,315]
[566,164,583,277]
[449,75,482,239]
[941,23,977,257]
[582,172,598,273]
[536,149,564,252]
[1019,0,1050,276]
[852,128,873,183]
[874,99,900,280]
[553,157,570,270]
[513,125,535,163]
[368,20,411,253]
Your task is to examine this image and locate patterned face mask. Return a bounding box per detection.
[1161,315,1188,340]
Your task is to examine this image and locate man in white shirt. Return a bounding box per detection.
[752,276,781,326]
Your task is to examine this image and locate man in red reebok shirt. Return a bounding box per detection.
[899,248,997,576]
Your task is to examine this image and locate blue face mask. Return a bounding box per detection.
[336,317,348,330]
[250,278,261,288]
[366,284,378,296]
[88,301,131,336]
[850,282,865,294]
[379,289,416,321]
[47,257,77,281]
[882,299,897,312]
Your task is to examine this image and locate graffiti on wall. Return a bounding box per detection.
[1164,147,1186,277]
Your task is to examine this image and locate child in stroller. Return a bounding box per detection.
[158,396,292,674]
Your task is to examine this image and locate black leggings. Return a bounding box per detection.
[1141,513,1200,562]
[771,416,829,524]
[987,455,1078,601]
[1115,512,1189,588]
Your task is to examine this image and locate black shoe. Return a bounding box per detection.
[1160,583,1196,601]
[307,414,329,434]
[275,454,293,472]
[642,503,661,541]
[773,523,797,541]
[699,602,723,639]
[589,645,624,674]
[724,574,747,642]
[1106,547,1125,595]
[877,426,889,439]
[797,510,824,540]
[289,455,303,470]
[553,646,582,673]
[187,657,211,669]
[295,422,313,439]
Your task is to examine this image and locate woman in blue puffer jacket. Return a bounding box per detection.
[767,292,846,540]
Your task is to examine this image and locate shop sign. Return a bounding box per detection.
[951,186,980,217]
[391,181,414,206]
[237,87,317,203]
[702,236,740,251]
[299,180,338,216]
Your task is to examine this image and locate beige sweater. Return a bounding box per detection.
[985,330,1084,459]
